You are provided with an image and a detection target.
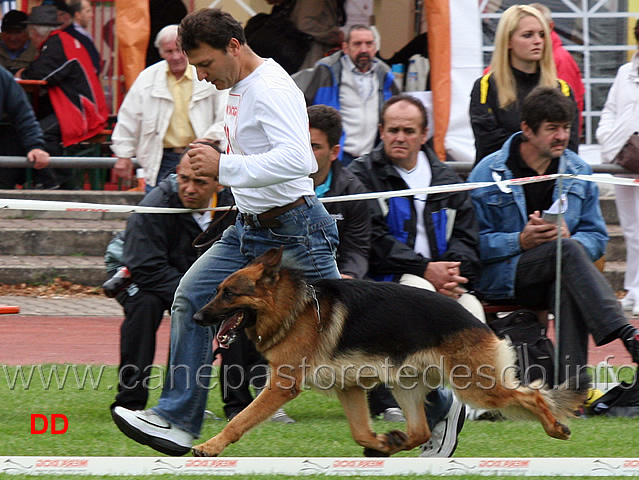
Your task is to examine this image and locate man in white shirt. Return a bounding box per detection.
[111,8,340,457]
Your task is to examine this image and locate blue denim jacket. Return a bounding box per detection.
[468,133,608,299]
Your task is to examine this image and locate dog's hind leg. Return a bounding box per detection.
[192,367,302,457]
[336,387,409,457]
[391,387,431,451]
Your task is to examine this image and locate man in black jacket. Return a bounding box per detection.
[349,94,483,458]
[0,65,50,188]
[109,148,235,411]
[308,104,370,279]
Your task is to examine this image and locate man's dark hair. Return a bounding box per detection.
[380,94,428,130]
[178,8,245,52]
[308,105,342,148]
[635,18,639,43]
[520,87,575,133]
[68,0,83,16]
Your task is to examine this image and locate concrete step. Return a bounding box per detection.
[600,196,618,225]
[604,260,626,292]
[0,189,144,220]
[0,218,125,256]
[605,224,625,263]
[0,190,626,290]
[0,255,107,286]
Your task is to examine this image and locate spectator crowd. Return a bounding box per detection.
[1,0,638,460]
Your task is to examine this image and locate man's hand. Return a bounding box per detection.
[113,157,134,180]
[187,143,220,179]
[26,148,50,169]
[424,261,468,299]
[520,211,570,251]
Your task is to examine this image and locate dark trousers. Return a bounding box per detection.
[219,330,268,420]
[367,384,400,416]
[40,114,72,188]
[113,288,170,410]
[513,239,628,383]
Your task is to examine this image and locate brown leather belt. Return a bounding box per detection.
[241,197,306,228]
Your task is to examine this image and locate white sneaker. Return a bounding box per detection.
[111,407,194,456]
[270,408,295,424]
[380,407,406,422]
[621,295,634,311]
[419,394,465,457]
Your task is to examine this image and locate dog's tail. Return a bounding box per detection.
[450,335,590,439]
[499,371,591,423]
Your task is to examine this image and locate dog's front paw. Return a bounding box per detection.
[363,447,390,457]
[192,441,222,457]
[384,429,409,448]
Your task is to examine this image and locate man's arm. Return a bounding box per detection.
[110,76,145,179]
[332,176,371,279]
[5,71,47,158]
[568,180,608,261]
[122,211,183,297]
[20,35,66,84]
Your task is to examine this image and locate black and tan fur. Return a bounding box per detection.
[192,248,589,457]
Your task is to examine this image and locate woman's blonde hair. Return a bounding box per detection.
[489,4,557,108]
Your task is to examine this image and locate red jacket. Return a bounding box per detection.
[22,30,107,146]
[550,30,584,134]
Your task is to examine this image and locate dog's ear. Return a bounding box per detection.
[258,247,284,271]
[256,247,283,285]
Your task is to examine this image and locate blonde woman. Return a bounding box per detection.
[596,19,639,316]
[469,4,579,165]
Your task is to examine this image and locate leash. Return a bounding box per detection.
[307,285,323,332]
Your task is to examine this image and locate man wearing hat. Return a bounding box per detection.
[16,4,107,189]
[42,0,100,75]
[0,10,37,74]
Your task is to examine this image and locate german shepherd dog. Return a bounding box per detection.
[192,248,589,457]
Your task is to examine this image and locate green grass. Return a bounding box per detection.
[1,364,638,479]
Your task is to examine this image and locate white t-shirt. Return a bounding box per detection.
[393,151,432,258]
[218,59,317,214]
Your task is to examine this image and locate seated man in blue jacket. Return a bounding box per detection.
[468,87,639,384]
[108,146,235,411]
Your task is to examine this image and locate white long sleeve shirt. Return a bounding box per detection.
[219,59,317,214]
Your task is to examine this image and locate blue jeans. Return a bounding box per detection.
[152,195,340,436]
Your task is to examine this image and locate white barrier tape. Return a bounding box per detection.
[0,199,201,214]
[2,173,638,214]
[1,456,639,476]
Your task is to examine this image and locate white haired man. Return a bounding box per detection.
[111,24,227,191]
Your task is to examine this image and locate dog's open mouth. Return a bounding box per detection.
[216,311,244,349]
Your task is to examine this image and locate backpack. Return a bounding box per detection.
[488,309,556,387]
[244,0,313,74]
[588,371,639,418]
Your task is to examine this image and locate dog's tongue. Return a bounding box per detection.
[216,312,242,349]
